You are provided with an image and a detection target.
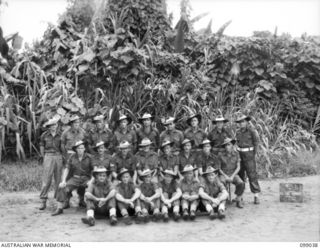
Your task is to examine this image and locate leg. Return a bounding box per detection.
[189,191,199,220]
[243,152,261,204]
[233,175,245,208]
[52,155,63,199]
[39,155,55,209]
[81,199,96,226]
[202,199,215,219]
[117,202,132,225]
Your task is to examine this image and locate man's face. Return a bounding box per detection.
[72,120,80,130]
[120,119,128,129]
[206,172,217,183]
[240,120,247,128]
[183,142,192,153]
[141,145,150,152]
[163,145,171,155]
[164,174,173,184]
[97,172,107,183]
[203,144,211,154]
[143,174,152,183]
[120,147,130,156]
[190,117,199,128]
[76,144,85,155]
[96,120,103,130]
[143,118,151,127]
[216,121,224,130]
[167,122,174,131]
[97,145,105,154]
[49,123,58,132]
[225,143,233,152]
[184,171,194,181]
[121,172,131,184]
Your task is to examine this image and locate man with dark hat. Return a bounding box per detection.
[159,169,182,222]
[158,140,179,177]
[38,116,63,210]
[199,166,229,219]
[137,113,159,152]
[88,114,114,154]
[208,115,232,155]
[115,168,143,225]
[111,140,138,184]
[179,165,200,220]
[52,140,93,216]
[113,114,137,153]
[160,117,184,155]
[91,141,114,181]
[81,167,117,226]
[218,138,245,208]
[136,138,159,183]
[178,139,198,181]
[196,139,220,177]
[138,169,161,222]
[61,115,86,161]
[235,114,261,204]
[184,112,207,150]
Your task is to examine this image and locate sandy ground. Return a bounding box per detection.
[0,175,319,242]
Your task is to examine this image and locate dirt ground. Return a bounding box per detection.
[0,175,319,242]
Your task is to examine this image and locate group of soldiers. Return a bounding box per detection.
[39,111,261,226]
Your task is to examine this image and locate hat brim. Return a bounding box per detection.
[181,167,198,174]
[160,141,174,150]
[139,170,155,179]
[138,142,153,147]
[118,116,132,124]
[117,170,132,180]
[93,170,111,177]
[138,116,154,123]
[161,171,178,178]
[212,119,229,123]
[181,140,195,149]
[220,139,236,147]
[93,142,107,150]
[202,169,219,176]
[163,118,176,126]
[187,114,202,125]
[199,141,214,148]
[72,142,86,151]
[235,116,251,123]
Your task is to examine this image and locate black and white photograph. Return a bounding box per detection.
[0,0,319,245]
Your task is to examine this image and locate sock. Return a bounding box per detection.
[87,209,94,218]
[57,202,63,209]
[254,193,259,197]
[206,204,213,213]
[142,208,148,215]
[173,205,179,214]
[109,208,116,217]
[161,206,168,214]
[218,202,226,211]
[121,209,128,217]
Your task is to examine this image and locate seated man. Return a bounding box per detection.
[199,166,229,220]
[115,168,143,225]
[159,169,182,222]
[218,138,245,208]
[179,165,200,221]
[52,140,93,216]
[178,139,198,181]
[158,140,179,177]
[81,167,117,226]
[91,141,114,181]
[138,169,161,222]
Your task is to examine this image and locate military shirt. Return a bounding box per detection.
[207,127,232,148]
[111,152,137,174]
[178,151,198,172]
[135,150,158,171]
[139,182,159,197]
[159,153,179,171]
[113,128,137,149]
[40,129,62,153]
[160,129,184,152]
[116,181,137,199]
[137,127,159,151]
[236,127,259,151]
[199,177,226,198]
[61,127,86,152]
[196,151,220,172]
[66,153,93,178]
[88,128,114,151]
[179,178,200,193]
[86,179,114,198]
[159,179,179,196]
[183,127,207,149]
[92,152,114,171]
[218,150,240,176]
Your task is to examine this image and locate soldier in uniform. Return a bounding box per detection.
[113,114,137,153]
[160,117,184,155]
[207,115,232,155]
[235,114,261,204]
[38,117,63,210]
[135,138,159,183]
[183,112,207,151]
[199,166,229,219]
[88,114,114,154]
[178,139,198,181]
[81,167,117,226]
[137,113,159,152]
[218,138,245,208]
[91,141,114,181]
[196,139,220,177]
[52,140,93,216]
[158,140,179,177]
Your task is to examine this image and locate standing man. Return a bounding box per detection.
[218,138,245,208]
[88,114,114,154]
[52,140,93,216]
[208,115,232,155]
[183,112,207,151]
[39,117,63,210]
[137,113,159,152]
[113,114,137,153]
[160,117,184,155]
[235,114,261,204]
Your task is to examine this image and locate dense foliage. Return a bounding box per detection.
[0,0,319,177]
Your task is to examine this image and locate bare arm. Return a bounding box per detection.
[169,188,182,203]
[130,187,141,202]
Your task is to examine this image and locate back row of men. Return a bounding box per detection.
[39,112,261,225]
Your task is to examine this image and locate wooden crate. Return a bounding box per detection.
[279,183,303,203]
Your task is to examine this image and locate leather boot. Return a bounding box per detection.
[51,208,63,216]
[39,200,46,210]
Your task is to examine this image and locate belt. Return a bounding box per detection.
[73,175,88,179]
[45,151,61,155]
[67,150,75,154]
[238,147,254,152]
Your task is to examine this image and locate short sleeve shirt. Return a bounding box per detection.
[199,177,226,198]
[179,178,200,194]
[183,127,207,148]
[236,127,259,150]
[196,151,220,172]
[160,129,184,152]
[111,152,137,174]
[139,182,159,197]
[92,152,114,171]
[159,179,179,197]
[116,182,137,199]
[66,153,93,178]
[86,179,114,198]
[208,127,232,148]
[159,153,179,171]
[137,127,159,151]
[218,150,240,176]
[178,152,198,172]
[135,151,158,171]
[113,128,137,147]
[89,128,114,148]
[61,127,86,151]
[40,130,62,153]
